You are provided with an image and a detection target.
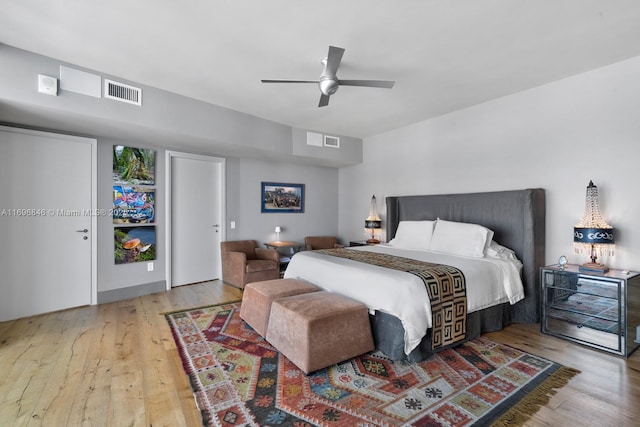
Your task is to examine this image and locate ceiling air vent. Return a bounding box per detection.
[104,79,142,106]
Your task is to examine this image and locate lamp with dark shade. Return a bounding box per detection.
[364,195,382,244]
[573,180,615,273]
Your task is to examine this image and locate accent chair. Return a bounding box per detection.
[220,240,280,289]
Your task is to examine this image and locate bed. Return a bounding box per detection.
[284,188,545,361]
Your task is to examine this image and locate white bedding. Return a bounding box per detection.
[283,244,524,355]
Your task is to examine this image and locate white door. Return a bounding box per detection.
[0,126,96,322]
[169,153,224,287]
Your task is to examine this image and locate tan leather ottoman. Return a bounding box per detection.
[266,291,374,374]
[240,278,319,337]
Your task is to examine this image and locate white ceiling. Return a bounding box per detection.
[3,1,640,139]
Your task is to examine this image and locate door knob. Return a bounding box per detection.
[76,229,88,233]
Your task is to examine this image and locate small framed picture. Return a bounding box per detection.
[113,186,155,224]
[112,145,155,185]
[261,182,305,213]
[114,226,156,264]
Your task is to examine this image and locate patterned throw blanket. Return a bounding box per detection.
[315,248,467,350]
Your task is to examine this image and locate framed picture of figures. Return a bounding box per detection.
[260,182,305,213]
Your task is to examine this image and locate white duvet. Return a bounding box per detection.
[283,244,524,355]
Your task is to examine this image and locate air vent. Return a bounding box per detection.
[306,132,323,146]
[324,135,340,148]
[104,79,142,106]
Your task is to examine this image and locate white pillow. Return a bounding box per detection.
[487,240,520,262]
[388,220,435,250]
[430,219,494,258]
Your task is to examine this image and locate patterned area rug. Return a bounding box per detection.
[166,302,579,427]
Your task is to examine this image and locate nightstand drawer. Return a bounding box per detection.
[575,277,619,299]
[544,316,620,351]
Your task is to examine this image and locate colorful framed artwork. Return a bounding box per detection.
[113,186,155,224]
[261,182,305,213]
[114,226,156,264]
[113,145,156,185]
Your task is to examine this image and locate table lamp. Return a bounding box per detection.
[275,226,281,242]
[364,195,382,244]
[573,180,615,273]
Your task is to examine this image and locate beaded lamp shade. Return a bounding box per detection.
[364,195,381,243]
[573,180,615,273]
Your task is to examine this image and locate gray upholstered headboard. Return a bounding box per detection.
[386,188,545,323]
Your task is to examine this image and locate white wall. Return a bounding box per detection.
[339,55,640,272]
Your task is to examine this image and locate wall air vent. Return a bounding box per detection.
[104,79,142,106]
[324,135,340,148]
[306,131,323,147]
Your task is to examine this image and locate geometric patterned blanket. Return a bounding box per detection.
[166,302,580,427]
[315,248,467,350]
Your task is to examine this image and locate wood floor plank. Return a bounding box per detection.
[108,303,145,427]
[3,309,90,425]
[65,303,117,427]
[1,280,638,427]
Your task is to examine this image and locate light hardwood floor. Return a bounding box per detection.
[1,280,638,426]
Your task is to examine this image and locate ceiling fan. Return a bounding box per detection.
[261,46,395,107]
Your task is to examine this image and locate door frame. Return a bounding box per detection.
[165,151,226,289]
[0,125,98,306]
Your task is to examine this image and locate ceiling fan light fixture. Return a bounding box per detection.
[319,78,339,96]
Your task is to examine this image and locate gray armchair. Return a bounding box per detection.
[220,240,280,289]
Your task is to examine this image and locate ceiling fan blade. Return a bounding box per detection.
[338,79,395,88]
[261,79,319,84]
[318,93,330,107]
[325,46,345,76]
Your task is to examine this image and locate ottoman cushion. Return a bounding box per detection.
[266,291,374,374]
[240,278,319,337]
